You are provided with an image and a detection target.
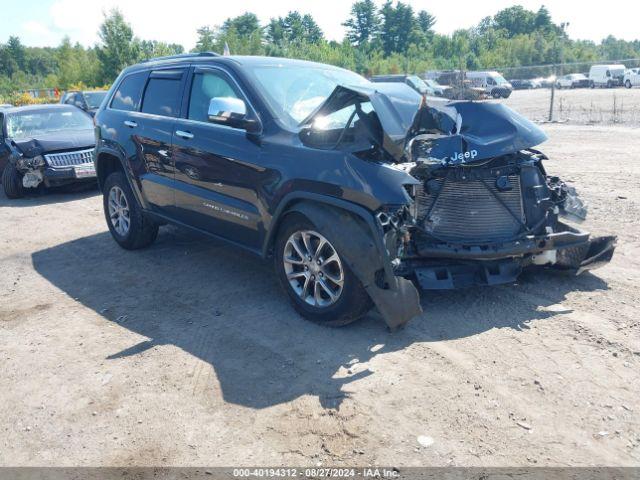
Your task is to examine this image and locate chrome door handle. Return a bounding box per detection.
[124,120,137,128]
[176,130,194,140]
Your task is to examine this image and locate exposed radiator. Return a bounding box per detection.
[416,174,525,243]
[44,148,94,168]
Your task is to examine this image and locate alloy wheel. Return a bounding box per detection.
[108,186,130,236]
[283,230,344,307]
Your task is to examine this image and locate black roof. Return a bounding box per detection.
[125,54,350,73]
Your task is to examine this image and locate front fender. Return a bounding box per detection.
[281,199,422,329]
[95,144,149,210]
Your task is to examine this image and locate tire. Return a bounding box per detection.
[491,90,501,99]
[103,171,158,250]
[590,81,595,89]
[274,214,373,327]
[626,80,632,89]
[2,163,24,199]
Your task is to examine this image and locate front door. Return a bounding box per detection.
[171,66,264,250]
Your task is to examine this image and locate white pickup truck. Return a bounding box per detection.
[624,68,640,88]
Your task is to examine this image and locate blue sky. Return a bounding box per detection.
[1,0,638,49]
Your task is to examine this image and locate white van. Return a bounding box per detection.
[466,71,513,98]
[588,64,626,88]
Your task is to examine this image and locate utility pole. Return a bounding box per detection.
[549,22,569,122]
[549,64,556,121]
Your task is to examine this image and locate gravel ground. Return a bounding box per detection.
[0,124,639,467]
[501,87,640,125]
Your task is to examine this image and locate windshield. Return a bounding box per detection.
[491,73,509,85]
[244,64,370,130]
[424,79,441,88]
[83,91,107,109]
[406,76,430,94]
[6,108,92,139]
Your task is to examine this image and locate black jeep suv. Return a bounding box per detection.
[94,53,616,328]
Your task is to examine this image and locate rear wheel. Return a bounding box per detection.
[103,171,158,250]
[275,214,372,327]
[2,163,24,199]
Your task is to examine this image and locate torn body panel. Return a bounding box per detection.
[288,202,422,330]
[300,83,547,165]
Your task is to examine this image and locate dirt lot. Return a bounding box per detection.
[503,86,640,125]
[1,124,639,467]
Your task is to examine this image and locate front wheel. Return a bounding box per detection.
[2,163,24,199]
[491,90,501,99]
[275,215,372,327]
[626,80,632,88]
[103,171,158,250]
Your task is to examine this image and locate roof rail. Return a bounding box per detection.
[141,52,220,63]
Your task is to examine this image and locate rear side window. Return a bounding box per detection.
[111,72,147,112]
[141,70,184,117]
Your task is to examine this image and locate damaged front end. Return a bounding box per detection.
[300,82,616,326]
[392,150,616,290]
[5,137,96,191]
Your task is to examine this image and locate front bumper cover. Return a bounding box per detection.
[43,166,96,186]
[405,225,616,290]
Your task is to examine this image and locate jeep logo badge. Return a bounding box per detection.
[449,150,479,163]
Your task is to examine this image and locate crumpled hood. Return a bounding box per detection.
[302,83,547,163]
[11,129,95,157]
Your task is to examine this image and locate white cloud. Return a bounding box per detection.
[21,20,59,46]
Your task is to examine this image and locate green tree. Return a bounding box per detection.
[379,1,418,55]
[343,0,380,46]
[138,40,183,60]
[194,26,217,52]
[7,36,26,70]
[417,10,436,35]
[267,11,324,46]
[493,6,537,37]
[96,9,139,82]
[222,13,262,38]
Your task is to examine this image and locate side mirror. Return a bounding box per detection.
[207,97,258,132]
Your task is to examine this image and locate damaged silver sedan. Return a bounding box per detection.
[1,104,96,199]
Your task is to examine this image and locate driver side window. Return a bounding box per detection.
[188,71,240,123]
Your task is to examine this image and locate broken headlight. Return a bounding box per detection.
[17,155,45,170]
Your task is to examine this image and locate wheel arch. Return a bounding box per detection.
[95,150,123,191]
[264,193,378,254]
[265,193,423,329]
[263,193,397,286]
[95,147,148,210]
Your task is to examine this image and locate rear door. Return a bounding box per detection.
[136,68,188,213]
[170,65,264,249]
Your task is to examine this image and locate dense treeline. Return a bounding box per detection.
[1,2,639,96]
